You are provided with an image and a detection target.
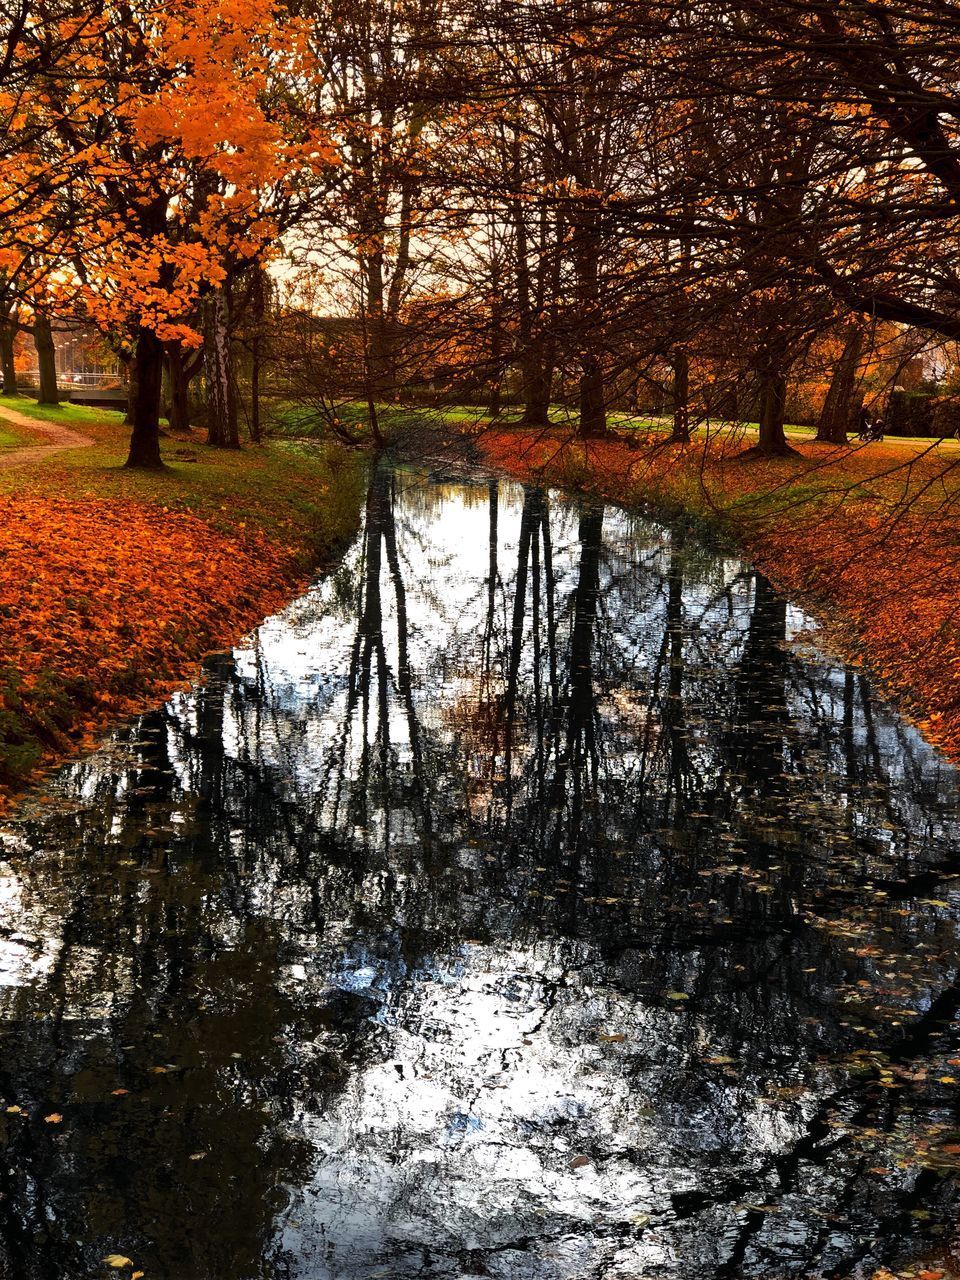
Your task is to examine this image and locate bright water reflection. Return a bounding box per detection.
[1,463,960,1279]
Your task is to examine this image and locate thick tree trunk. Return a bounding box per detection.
[578,356,606,437]
[125,327,164,469]
[204,287,238,448]
[816,324,863,444]
[671,349,691,443]
[0,316,16,395]
[33,315,58,405]
[753,370,795,456]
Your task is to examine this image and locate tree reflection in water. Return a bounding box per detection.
[1,461,959,1278]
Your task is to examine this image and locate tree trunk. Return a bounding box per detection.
[510,135,555,430]
[250,342,261,442]
[753,370,795,456]
[816,324,863,444]
[33,315,58,405]
[366,386,384,447]
[161,354,171,426]
[125,327,164,469]
[487,380,501,418]
[365,248,391,402]
[522,357,552,426]
[486,297,503,417]
[486,224,503,418]
[123,354,137,426]
[168,348,188,432]
[578,356,606,438]
[671,349,690,443]
[204,287,238,448]
[0,315,16,395]
[250,267,264,443]
[573,192,605,439]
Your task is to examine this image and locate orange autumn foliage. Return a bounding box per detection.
[0,0,335,353]
[0,496,302,796]
[478,427,960,766]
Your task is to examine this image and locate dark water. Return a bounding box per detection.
[1,464,960,1280]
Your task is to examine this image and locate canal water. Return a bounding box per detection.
[0,463,959,1279]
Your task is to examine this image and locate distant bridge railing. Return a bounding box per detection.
[17,370,124,390]
[57,371,124,388]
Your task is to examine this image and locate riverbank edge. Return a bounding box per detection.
[454,422,960,767]
[0,403,369,807]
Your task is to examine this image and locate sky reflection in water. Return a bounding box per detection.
[0,464,959,1279]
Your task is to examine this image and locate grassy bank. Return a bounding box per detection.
[467,421,960,766]
[0,396,367,799]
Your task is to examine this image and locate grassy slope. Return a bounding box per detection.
[0,396,368,797]
[0,396,365,559]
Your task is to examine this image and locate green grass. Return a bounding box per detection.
[0,393,127,427]
[261,398,828,443]
[0,394,369,567]
[0,426,25,449]
[263,398,491,440]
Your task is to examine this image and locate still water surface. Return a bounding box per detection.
[1,464,960,1279]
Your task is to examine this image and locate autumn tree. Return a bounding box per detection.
[15,0,332,466]
[289,0,459,437]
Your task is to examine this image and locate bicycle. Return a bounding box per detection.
[856,419,884,443]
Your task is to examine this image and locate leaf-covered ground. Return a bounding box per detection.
[475,424,960,766]
[0,397,366,798]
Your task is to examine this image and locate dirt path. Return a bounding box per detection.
[0,403,95,467]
